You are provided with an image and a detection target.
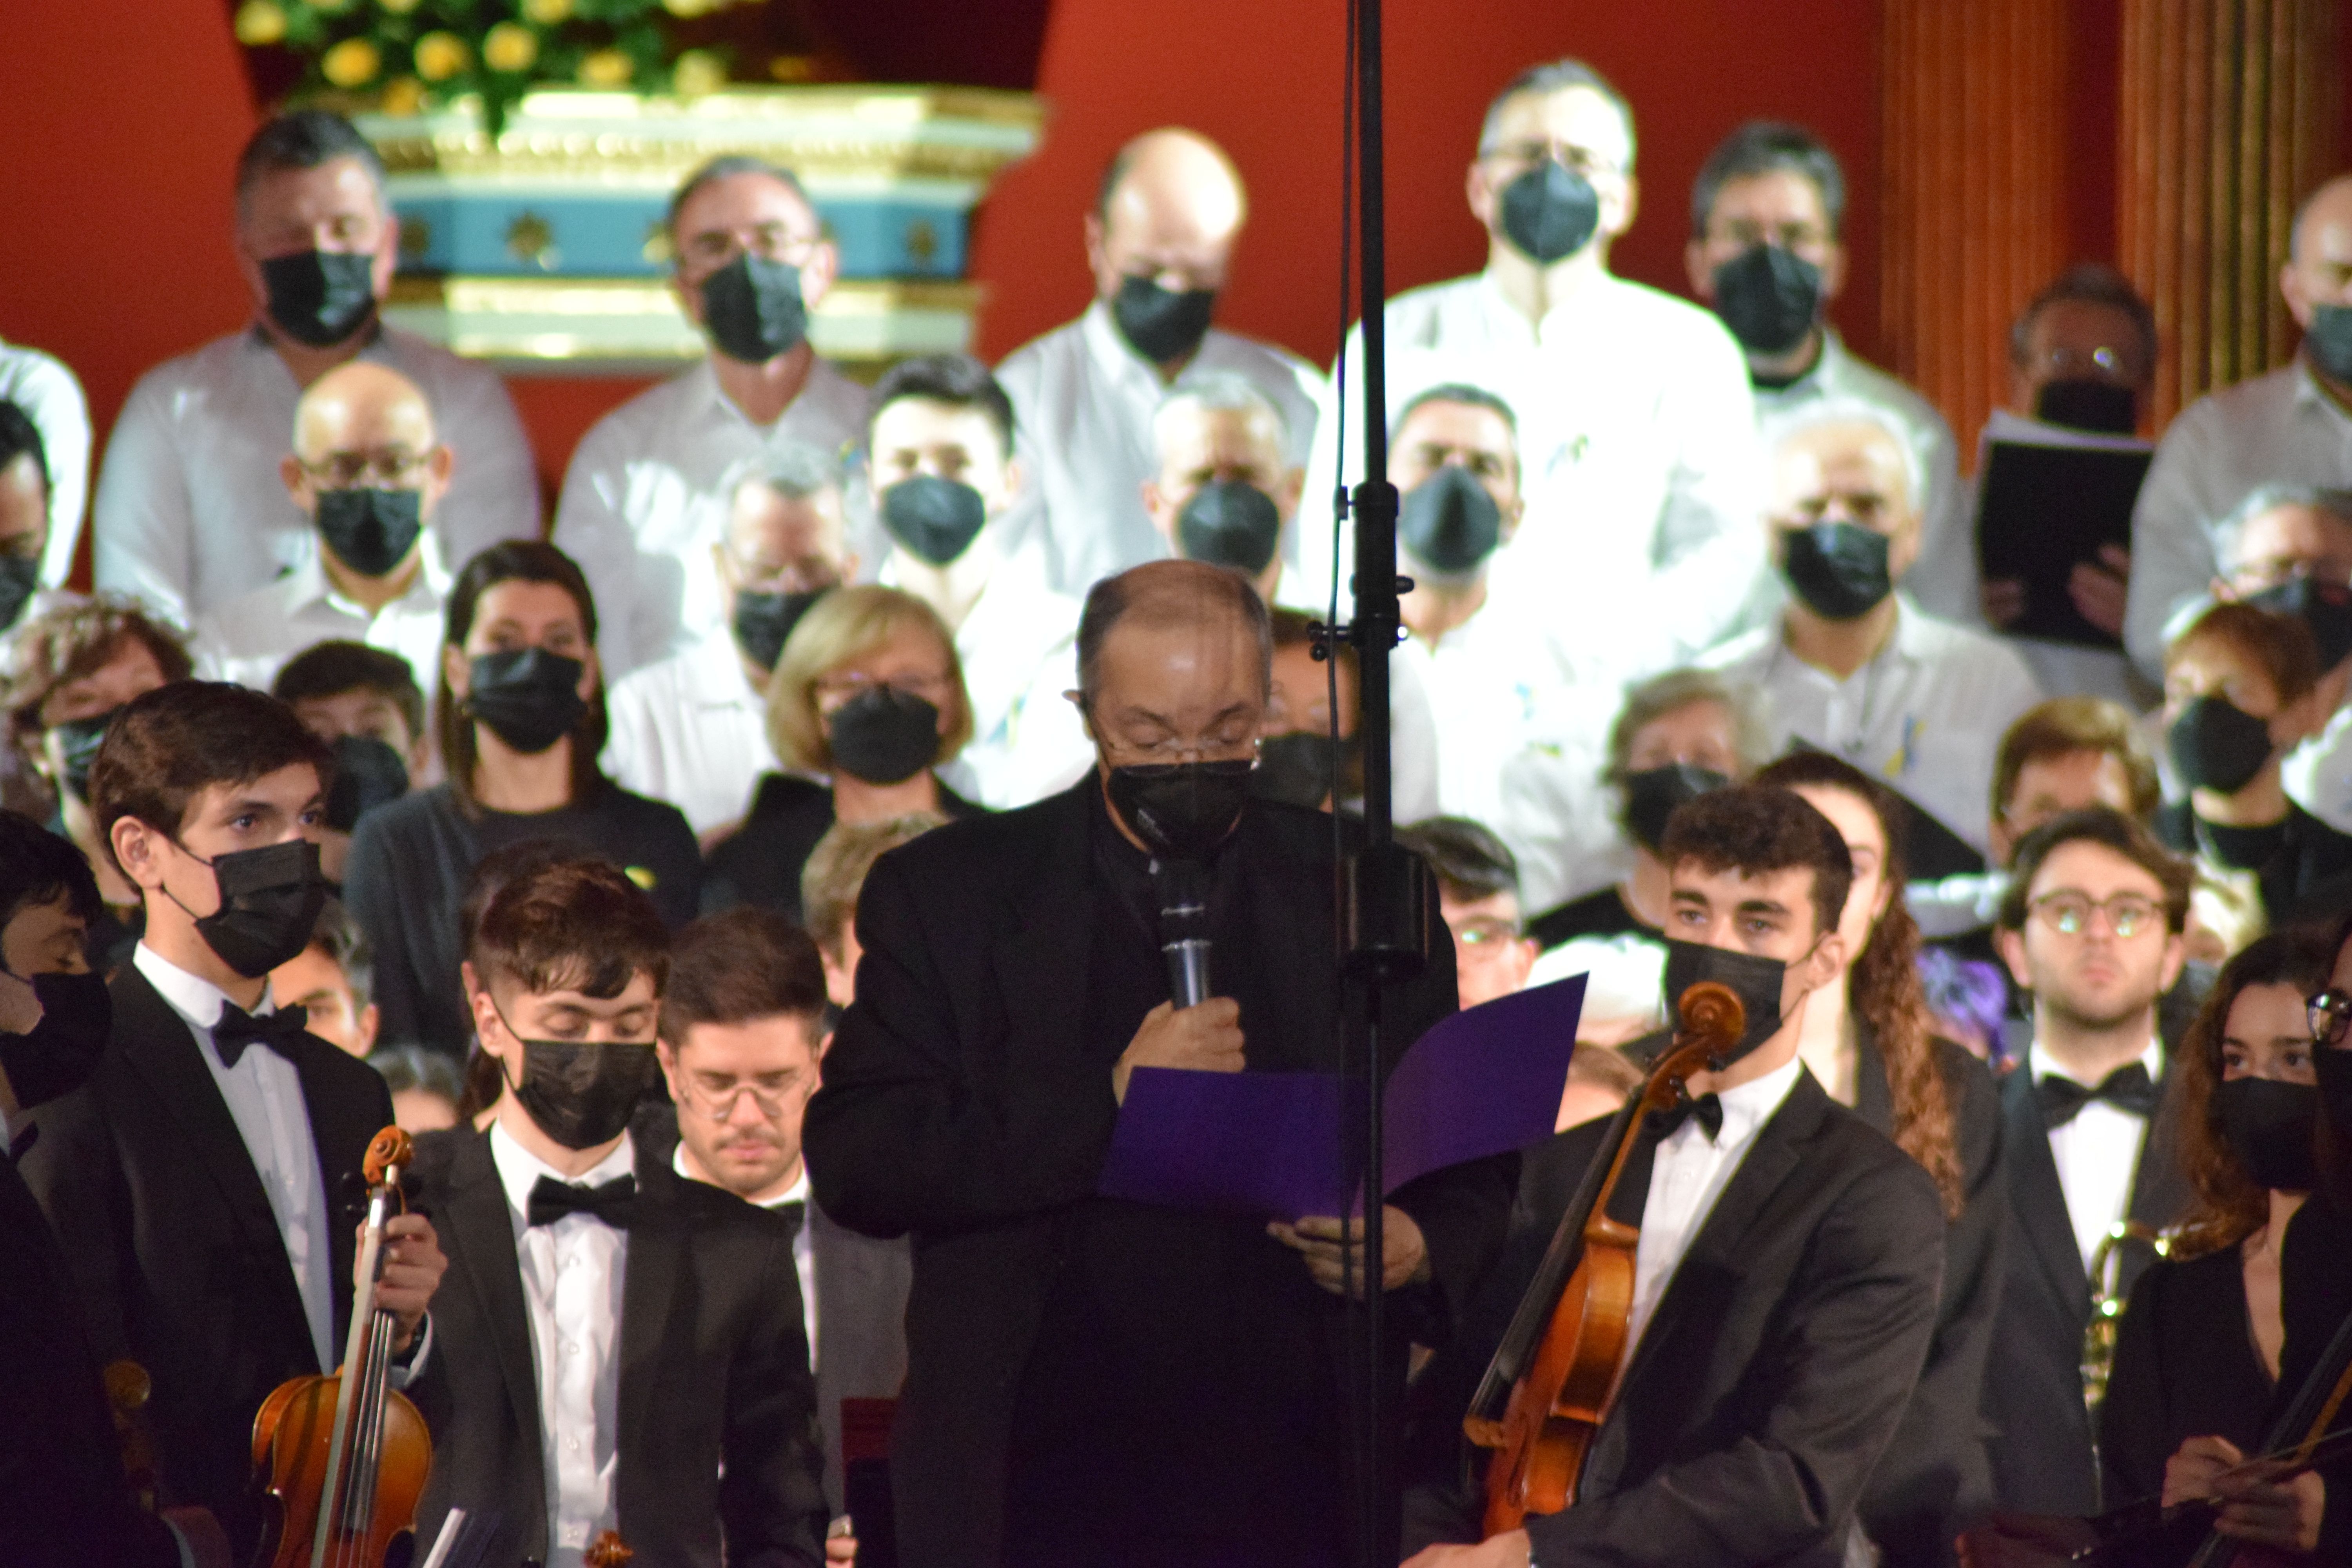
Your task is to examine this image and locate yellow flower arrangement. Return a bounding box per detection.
[577,49,634,87]
[671,49,726,96]
[481,22,539,74]
[231,0,286,45]
[321,36,381,88]
[412,31,468,82]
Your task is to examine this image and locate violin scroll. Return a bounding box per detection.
[1675,981,1746,1065]
[586,1530,635,1566]
[363,1127,413,1189]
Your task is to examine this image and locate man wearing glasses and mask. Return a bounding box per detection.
[802,559,1510,1567]
[193,361,453,704]
[555,154,868,679]
[1984,808,2196,1518]
[1301,58,1764,680]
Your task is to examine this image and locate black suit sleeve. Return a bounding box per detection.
[1525,1158,1946,1567]
[2097,1258,2173,1508]
[806,852,1119,1237]
[20,1085,134,1368]
[717,1229,833,1568]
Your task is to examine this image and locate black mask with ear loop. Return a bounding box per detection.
[158,838,328,979]
[1661,936,1822,1068]
[490,999,660,1151]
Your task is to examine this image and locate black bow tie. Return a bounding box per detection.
[1646,1092,1725,1143]
[2036,1062,2159,1128]
[527,1174,638,1230]
[212,1004,309,1069]
[771,1196,806,1241]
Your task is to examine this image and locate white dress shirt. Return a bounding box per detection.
[0,334,92,588]
[885,548,1095,810]
[671,1147,818,1367]
[1755,329,1970,627]
[1702,594,2044,857]
[93,325,539,627]
[1621,1053,1806,1374]
[552,356,870,678]
[2125,356,2352,678]
[191,537,452,703]
[2031,1039,2164,1272]
[490,1122,633,1568]
[602,629,776,838]
[995,300,1328,597]
[135,942,336,1372]
[1300,270,1767,678]
[2286,704,2352,830]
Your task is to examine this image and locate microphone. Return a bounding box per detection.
[1154,860,1213,1009]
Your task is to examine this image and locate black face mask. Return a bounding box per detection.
[1498,161,1601,265]
[499,1028,660,1152]
[1400,466,1503,578]
[881,475,989,567]
[1781,521,1893,621]
[49,708,116,803]
[2307,304,2352,387]
[2169,694,2274,795]
[1622,764,1731,854]
[701,254,809,365]
[1112,274,1217,367]
[2035,378,2139,435]
[466,648,588,756]
[261,249,377,349]
[731,588,826,673]
[2216,1076,2319,1192]
[1662,938,1795,1068]
[1176,480,1283,577]
[314,486,423,579]
[0,969,112,1109]
[1250,732,1339,810]
[324,733,410,834]
[1106,759,1255,861]
[2250,576,2352,671]
[169,838,328,980]
[826,686,940,786]
[0,553,38,633]
[1711,245,1822,356]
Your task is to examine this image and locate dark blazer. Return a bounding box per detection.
[405,1125,829,1568]
[20,960,392,1559]
[802,780,1508,1568]
[1851,1026,2008,1565]
[0,1137,183,1568]
[1467,1069,1946,1567]
[1981,1044,2192,1515]
[701,771,986,920]
[631,1105,913,1512]
[2096,1243,2274,1508]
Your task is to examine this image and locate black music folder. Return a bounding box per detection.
[1975,416,2154,650]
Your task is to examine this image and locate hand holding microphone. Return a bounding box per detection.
[1112,860,1243,1103]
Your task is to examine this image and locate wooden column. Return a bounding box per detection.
[1879,0,2071,456]
[2118,0,2339,429]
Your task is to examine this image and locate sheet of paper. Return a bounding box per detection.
[1097,974,1584,1220]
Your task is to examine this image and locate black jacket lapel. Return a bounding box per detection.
[990,788,1097,1082]
[443,1130,545,1470]
[2000,1059,2089,1307]
[289,1039,372,1345]
[617,1163,684,1459]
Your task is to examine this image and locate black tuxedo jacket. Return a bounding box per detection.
[803,780,1510,1568]
[20,960,391,1558]
[0,1136,182,1567]
[631,1105,912,1512]
[405,1126,829,1568]
[1981,1047,2191,1515]
[1412,1068,1944,1567]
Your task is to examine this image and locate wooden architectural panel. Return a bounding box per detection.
[1879,0,2071,458]
[2119,0,2339,427]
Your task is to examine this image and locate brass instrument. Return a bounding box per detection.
[2082,1220,2170,1410]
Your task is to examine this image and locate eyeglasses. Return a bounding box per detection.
[1455,917,1524,952]
[813,670,955,714]
[2028,343,2136,384]
[678,1076,802,1122]
[2310,989,2352,1048]
[300,450,431,489]
[682,221,824,273]
[1478,139,1621,180]
[1705,219,1834,252]
[2029,892,2163,939]
[1100,733,1261,768]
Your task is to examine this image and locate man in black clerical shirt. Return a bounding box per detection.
[803,559,1511,1568]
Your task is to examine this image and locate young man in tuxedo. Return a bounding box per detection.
[21,682,443,1563]
[1407,784,1947,1568]
[405,854,829,1568]
[1982,808,2194,1517]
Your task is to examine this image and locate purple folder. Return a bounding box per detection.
[1097,973,1584,1221]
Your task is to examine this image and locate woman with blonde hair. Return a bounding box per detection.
[704,584,985,918]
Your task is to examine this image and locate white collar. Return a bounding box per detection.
[1704,1051,1806,1146]
[132,941,271,1031]
[1079,297,1169,395]
[1775,592,1929,677]
[281,538,450,620]
[490,1118,637,1223]
[2031,1036,2164,1091]
[667,1142,807,1209]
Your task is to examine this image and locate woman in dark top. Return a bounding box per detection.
[703,585,984,919]
[1523,668,1766,951]
[1754,752,2005,1566]
[343,541,699,1054]
[2098,929,2330,1515]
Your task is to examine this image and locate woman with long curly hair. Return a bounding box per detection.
[1753,752,2002,1565]
[2095,929,2328,1538]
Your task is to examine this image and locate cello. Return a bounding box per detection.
[250,1126,433,1568]
[1463,980,1746,1535]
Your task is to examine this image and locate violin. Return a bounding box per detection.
[1462,981,1747,1536]
[250,1127,433,1568]
[585,1531,634,1566]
